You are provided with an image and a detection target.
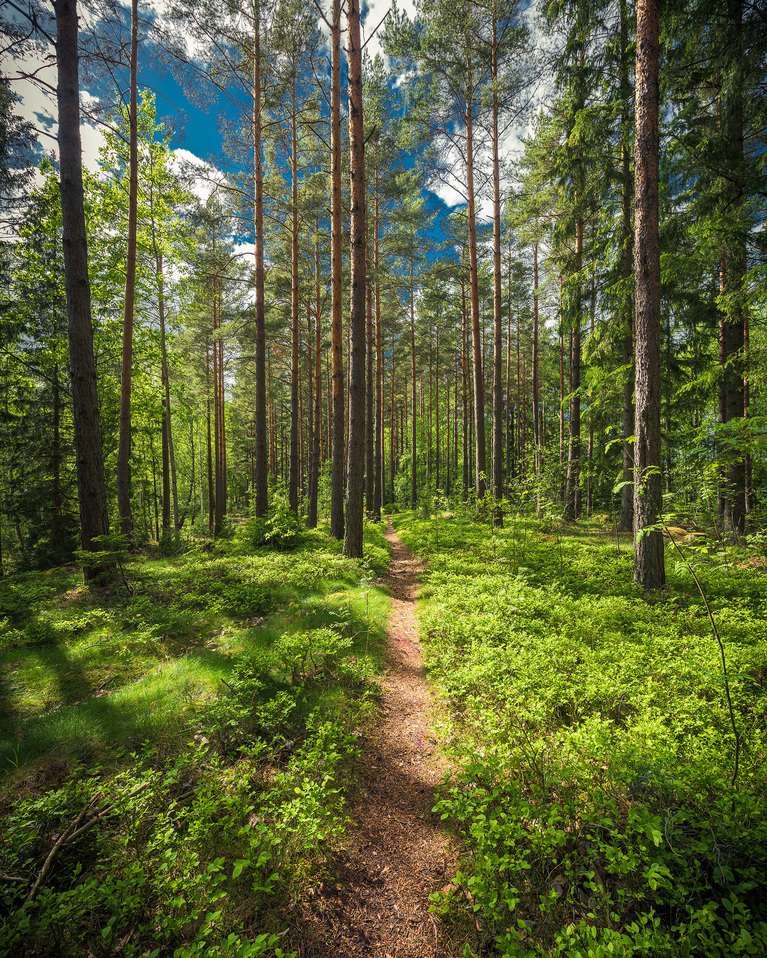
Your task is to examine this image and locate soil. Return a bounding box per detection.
[288,520,458,957]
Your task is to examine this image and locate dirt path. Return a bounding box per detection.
[291,520,456,957]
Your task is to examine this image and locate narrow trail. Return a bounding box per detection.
[291,520,456,957]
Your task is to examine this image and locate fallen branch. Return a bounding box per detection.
[22,781,151,908]
[23,806,90,907]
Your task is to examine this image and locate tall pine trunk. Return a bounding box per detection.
[466,62,486,500]
[55,0,109,576]
[116,0,139,539]
[618,0,635,533]
[329,0,345,539]
[373,164,383,519]
[289,76,299,513]
[490,14,503,525]
[343,0,366,558]
[253,2,268,519]
[633,0,665,589]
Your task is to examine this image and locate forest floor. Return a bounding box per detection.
[290,520,458,958]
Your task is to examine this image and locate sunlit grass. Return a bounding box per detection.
[0,518,391,777]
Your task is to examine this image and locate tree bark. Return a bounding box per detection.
[564,219,583,521]
[288,73,299,513]
[54,0,110,576]
[532,236,540,476]
[253,2,268,519]
[366,232,374,515]
[721,0,746,536]
[466,60,486,500]
[330,0,345,539]
[373,164,383,519]
[633,0,665,590]
[461,277,469,501]
[618,0,635,533]
[308,225,322,528]
[491,13,503,525]
[116,0,139,539]
[343,0,366,558]
[410,259,417,508]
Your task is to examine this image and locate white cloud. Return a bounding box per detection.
[427,177,465,210]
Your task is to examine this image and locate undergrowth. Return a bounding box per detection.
[0,518,390,957]
[393,510,767,958]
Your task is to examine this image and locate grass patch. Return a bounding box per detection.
[393,509,767,957]
[0,517,390,957]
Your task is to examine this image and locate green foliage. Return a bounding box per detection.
[246,493,305,551]
[393,511,767,957]
[0,523,391,955]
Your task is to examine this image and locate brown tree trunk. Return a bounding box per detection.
[618,0,635,533]
[633,0,665,590]
[390,361,396,503]
[366,233,375,515]
[330,0,345,539]
[506,234,514,485]
[51,363,62,552]
[116,0,139,539]
[722,0,746,536]
[491,14,503,525]
[532,236,540,476]
[558,277,565,474]
[374,165,383,519]
[466,67,486,500]
[289,76,299,513]
[206,343,214,534]
[564,214,583,522]
[410,260,417,508]
[744,306,752,514]
[343,0,366,558]
[253,4,268,519]
[461,279,469,501]
[308,226,322,528]
[435,326,440,493]
[54,0,110,575]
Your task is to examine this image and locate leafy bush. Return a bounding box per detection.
[247,495,305,551]
[393,511,767,957]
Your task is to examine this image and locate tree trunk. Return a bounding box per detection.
[366,233,374,515]
[343,0,366,559]
[564,214,583,522]
[633,0,665,590]
[308,225,322,528]
[435,326,440,494]
[466,65,486,500]
[116,0,139,539]
[410,260,417,509]
[390,361,396,503]
[618,0,635,533]
[288,75,299,513]
[51,363,62,552]
[253,3,268,519]
[722,0,746,536]
[206,344,214,534]
[54,0,110,576]
[374,164,383,519]
[491,14,503,525]
[461,278,469,501]
[329,0,345,539]
[532,236,540,476]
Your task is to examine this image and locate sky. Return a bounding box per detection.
[6,0,536,271]
[8,0,415,173]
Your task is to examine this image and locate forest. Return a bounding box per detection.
[0,0,766,955]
